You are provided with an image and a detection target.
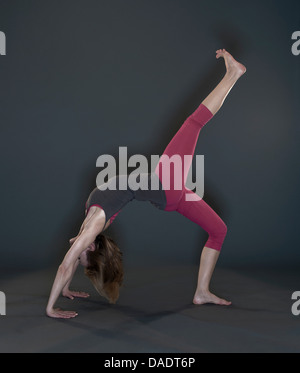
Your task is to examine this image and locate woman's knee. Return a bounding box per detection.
[219,221,228,238]
[214,220,228,243]
[206,220,227,251]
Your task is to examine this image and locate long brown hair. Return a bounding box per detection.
[84,233,124,304]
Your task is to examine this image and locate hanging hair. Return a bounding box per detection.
[84,233,124,304]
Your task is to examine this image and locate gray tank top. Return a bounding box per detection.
[85,172,167,225]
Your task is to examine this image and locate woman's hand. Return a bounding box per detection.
[46,307,78,319]
[69,237,77,245]
[62,289,90,300]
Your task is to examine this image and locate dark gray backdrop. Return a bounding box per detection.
[0,0,299,270]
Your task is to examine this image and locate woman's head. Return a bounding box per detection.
[84,234,124,304]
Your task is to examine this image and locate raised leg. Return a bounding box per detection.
[202,49,246,115]
[154,104,213,210]
[155,49,246,211]
[176,50,246,305]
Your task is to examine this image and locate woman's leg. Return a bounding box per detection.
[156,49,246,305]
[202,49,246,115]
[189,50,245,305]
[177,187,230,305]
[155,49,246,210]
[154,103,213,210]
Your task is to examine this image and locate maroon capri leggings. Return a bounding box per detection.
[154,103,227,251]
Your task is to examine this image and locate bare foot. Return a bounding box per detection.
[216,48,246,80]
[193,290,231,306]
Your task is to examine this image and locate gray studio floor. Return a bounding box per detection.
[0,263,299,353]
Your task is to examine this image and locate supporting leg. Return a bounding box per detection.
[193,247,231,305]
[176,188,229,305]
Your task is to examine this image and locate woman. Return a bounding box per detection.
[46,49,246,319]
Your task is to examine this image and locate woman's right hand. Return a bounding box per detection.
[69,237,77,245]
[46,307,78,319]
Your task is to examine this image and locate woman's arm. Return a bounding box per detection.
[61,260,89,299]
[69,208,112,244]
[62,258,79,294]
[46,215,104,318]
[69,212,89,244]
[70,221,110,245]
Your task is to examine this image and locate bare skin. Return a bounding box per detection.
[202,49,246,116]
[46,206,108,318]
[193,49,246,306]
[193,247,229,305]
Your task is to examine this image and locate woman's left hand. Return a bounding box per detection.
[62,289,90,300]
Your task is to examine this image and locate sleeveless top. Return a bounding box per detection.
[85,172,167,225]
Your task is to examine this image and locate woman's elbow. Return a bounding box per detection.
[58,262,72,277]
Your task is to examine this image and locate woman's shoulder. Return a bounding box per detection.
[86,205,106,220]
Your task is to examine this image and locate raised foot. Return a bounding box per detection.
[193,290,231,306]
[216,48,246,79]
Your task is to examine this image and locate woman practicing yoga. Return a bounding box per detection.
[46,49,246,319]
